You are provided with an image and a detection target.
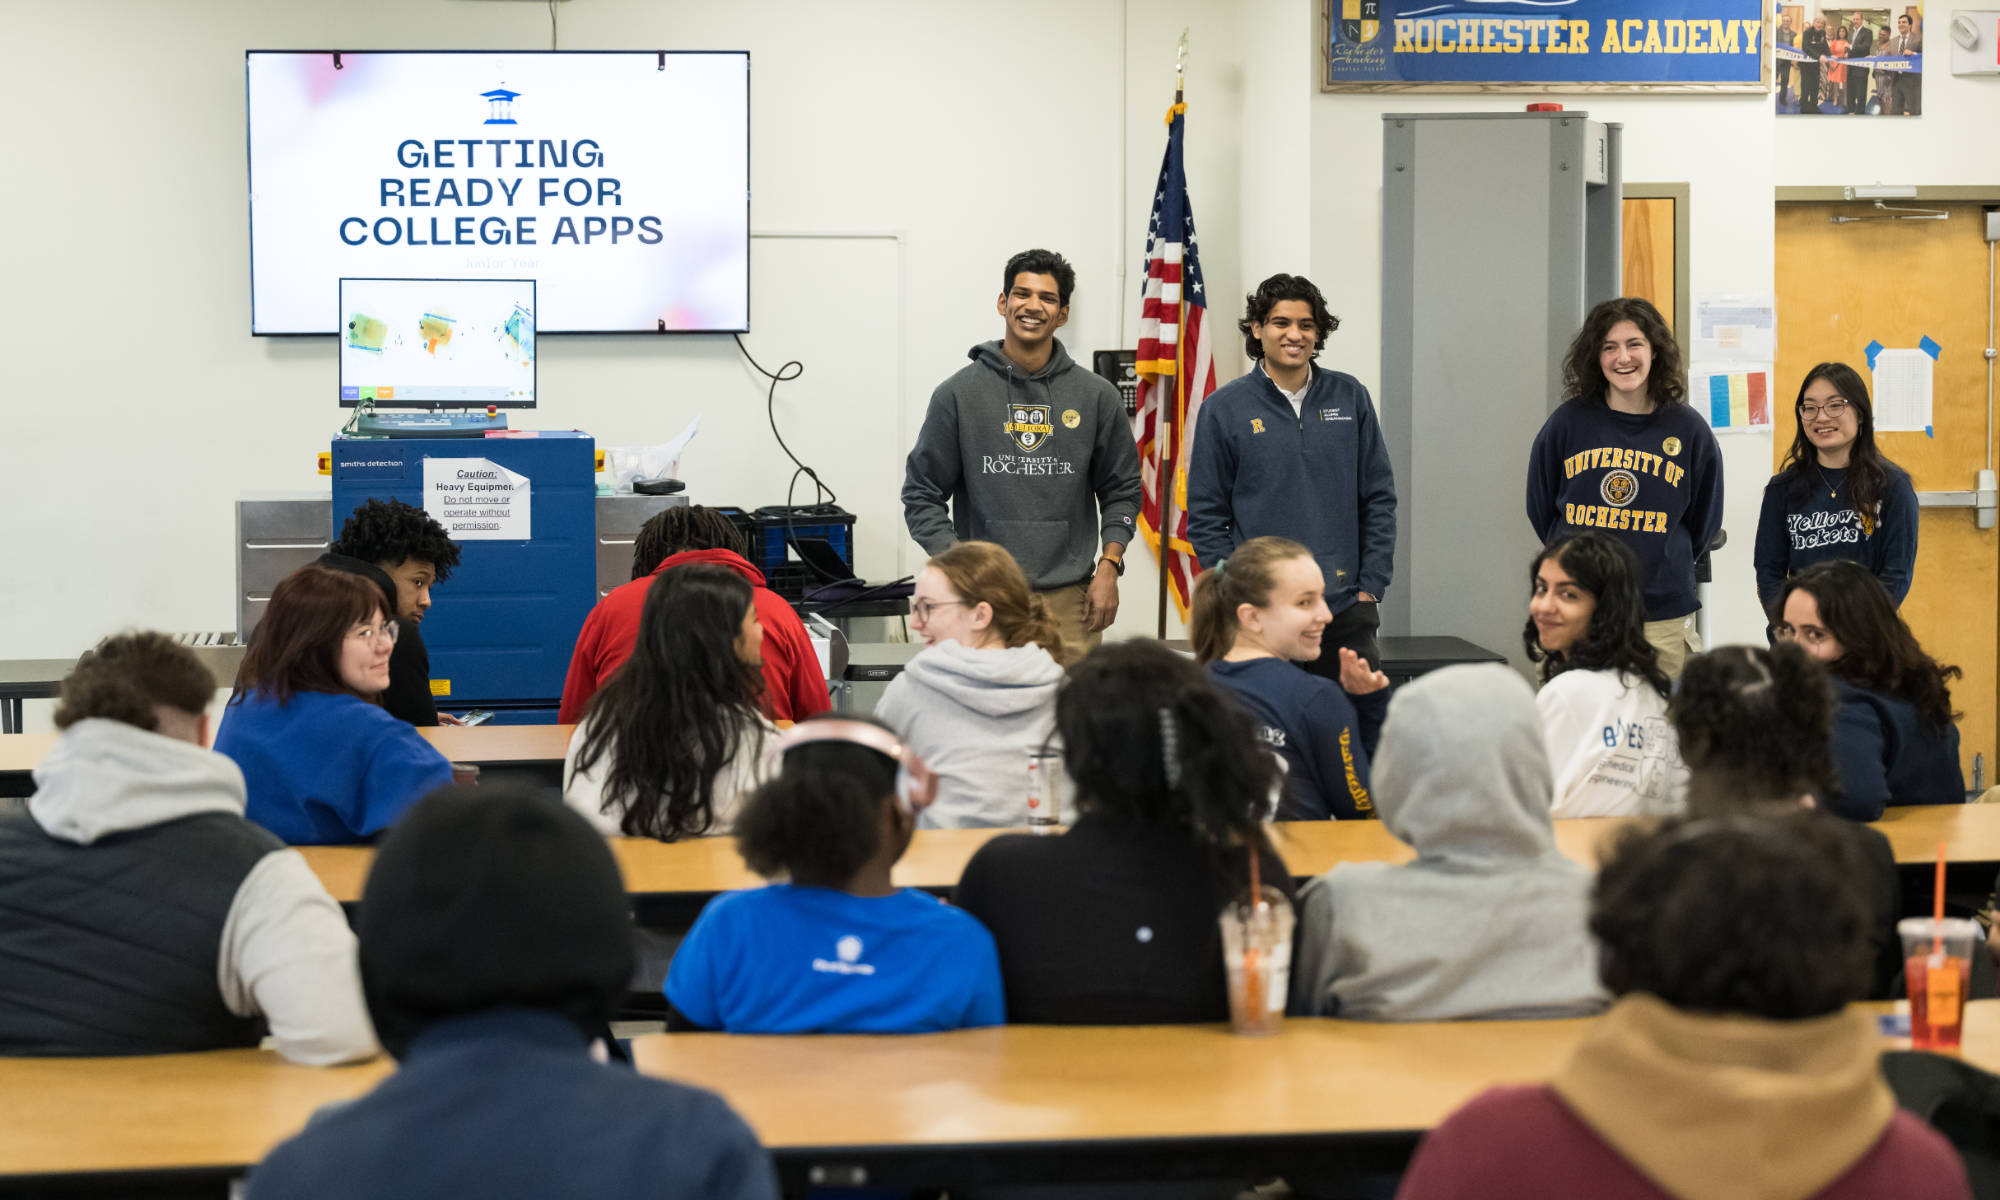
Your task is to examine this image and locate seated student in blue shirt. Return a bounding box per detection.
[1192,535,1390,819]
[665,717,1005,1034]
[215,565,453,844]
[247,783,777,1200]
[1776,560,1966,820]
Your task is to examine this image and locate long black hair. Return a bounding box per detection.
[1524,531,1670,698]
[1780,560,1959,732]
[1776,362,1894,539]
[1560,297,1686,408]
[735,719,902,889]
[1056,640,1278,889]
[1669,645,1837,811]
[570,564,766,839]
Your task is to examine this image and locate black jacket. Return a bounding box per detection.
[317,553,439,726]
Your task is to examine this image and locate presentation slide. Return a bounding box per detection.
[340,278,536,408]
[249,51,749,334]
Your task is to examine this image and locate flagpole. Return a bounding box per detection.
[1156,30,1189,641]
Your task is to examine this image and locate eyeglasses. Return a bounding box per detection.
[1773,623,1835,649]
[911,599,968,624]
[1798,400,1852,420]
[348,620,401,646]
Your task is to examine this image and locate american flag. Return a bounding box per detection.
[1132,95,1217,623]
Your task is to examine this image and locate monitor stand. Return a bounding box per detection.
[353,408,510,440]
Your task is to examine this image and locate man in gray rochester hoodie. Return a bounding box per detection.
[902,249,1143,663]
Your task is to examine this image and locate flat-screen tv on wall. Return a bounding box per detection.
[248,50,749,335]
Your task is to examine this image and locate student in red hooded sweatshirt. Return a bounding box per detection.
[560,507,831,724]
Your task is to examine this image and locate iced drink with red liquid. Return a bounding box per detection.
[1900,917,1979,1051]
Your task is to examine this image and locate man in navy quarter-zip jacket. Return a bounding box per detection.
[1188,274,1398,672]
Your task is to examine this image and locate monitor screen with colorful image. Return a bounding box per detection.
[250,51,749,334]
[339,277,536,409]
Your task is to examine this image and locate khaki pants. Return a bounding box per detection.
[1644,614,1702,682]
[1037,582,1101,668]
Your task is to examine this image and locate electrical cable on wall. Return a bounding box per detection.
[734,334,832,507]
[548,0,558,50]
[734,334,854,585]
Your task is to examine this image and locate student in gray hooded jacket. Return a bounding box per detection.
[0,632,377,1063]
[901,249,1143,664]
[875,541,1066,830]
[1289,663,1607,1022]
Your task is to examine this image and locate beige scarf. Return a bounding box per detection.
[1550,993,1895,1200]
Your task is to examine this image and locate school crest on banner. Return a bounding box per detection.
[1322,0,1772,92]
[1006,404,1054,452]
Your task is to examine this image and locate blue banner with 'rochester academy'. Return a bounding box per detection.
[1326,0,1768,86]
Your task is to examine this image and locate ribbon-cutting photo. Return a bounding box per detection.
[1777,2,1925,114]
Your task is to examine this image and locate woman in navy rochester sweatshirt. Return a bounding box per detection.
[1526,298,1722,681]
[1192,535,1389,820]
[1753,361,1918,622]
[1777,560,1964,820]
[217,566,453,844]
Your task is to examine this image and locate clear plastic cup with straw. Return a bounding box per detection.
[1221,849,1293,1035]
[1902,841,1977,1051]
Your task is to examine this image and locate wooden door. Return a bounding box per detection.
[1623,196,1678,334]
[1775,203,1997,791]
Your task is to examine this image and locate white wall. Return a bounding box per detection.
[0,0,1261,662]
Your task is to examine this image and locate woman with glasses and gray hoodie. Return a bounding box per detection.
[874,540,1066,830]
[1290,663,1607,1021]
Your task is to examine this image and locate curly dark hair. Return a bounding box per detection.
[1669,645,1837,812]
[332,498,461,582]
[56,632,214,731]
[1239,274,1339,361]
[1591,813,1875,1018]
[1002,249,1076,308]
[1560,297,1686,409]
[1775,362,1897,558]
[1780,560,1960,732]
[734,717,902,888]
[570,565,766,840]
[1524,530,1670,698]
[1057,639,1280,890]
[631,506,749,580]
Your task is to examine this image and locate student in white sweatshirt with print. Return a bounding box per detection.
[1525,531,1687,818]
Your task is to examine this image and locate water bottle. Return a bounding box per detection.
[1026,748,1061,832]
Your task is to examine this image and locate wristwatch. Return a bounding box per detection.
[1097,553,1125,577]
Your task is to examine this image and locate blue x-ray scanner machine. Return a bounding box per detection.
[331,432,595,723]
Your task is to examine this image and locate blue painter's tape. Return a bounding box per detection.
[1865,340,1884,370]
[1709,374,1731,427]
[1919,335,1942,360]
[1926,425,1934,438]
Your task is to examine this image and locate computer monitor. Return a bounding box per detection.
[339,278,536,409]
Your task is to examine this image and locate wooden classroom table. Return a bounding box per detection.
[0,723,572,799]
[294,805,2000,907]
[5,1001,1990,1195]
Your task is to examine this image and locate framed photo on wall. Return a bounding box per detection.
[1322,0,1773,92]
[1775,3,1924,115]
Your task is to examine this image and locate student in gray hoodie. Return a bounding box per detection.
[0,632,377,1062]
[901,249,1143,663]
[1289,663,1606,1021]
[874,541,1066,829]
